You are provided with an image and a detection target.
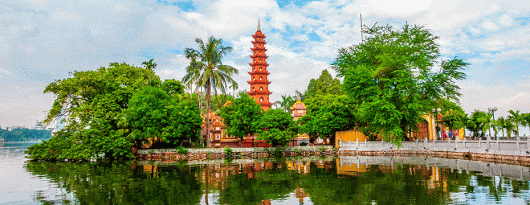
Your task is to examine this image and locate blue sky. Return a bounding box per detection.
[0,0,529,132]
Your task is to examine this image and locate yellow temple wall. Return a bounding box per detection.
[335,130,367,149]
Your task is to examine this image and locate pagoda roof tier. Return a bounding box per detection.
[250,47,267,51]
[252,33,266,38]
[249,62,269,66]
[249,54,268,59]
[248,70,270,75]
[247,90,272,95]
[247,80,271,85]
[251,40,267,45]
[258,102,274,107]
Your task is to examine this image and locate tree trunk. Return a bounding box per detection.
[206,78,211,147]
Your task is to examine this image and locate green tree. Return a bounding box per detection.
[439,99,467,130]
[125,86,202,147]
[477,112,494,138]
[26,63,202,160]
[142,59,157,85]
[298,94,356,144]
[274,95,295,112]
[218,92,262,147]
[496,116,507,138]
[209,94,235,113]
[0,127,52,142]
[161,79,185,96]
[333,24,468,145]
[505,118,515,138]
[466,110,488,139]
[522,113,530,134]
[508,110,522,138]
[255,109,298,147]
[303,69,343,100]
[27,63,157,160]
[182,37,239,146]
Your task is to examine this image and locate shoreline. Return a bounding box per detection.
[136,147,530,167]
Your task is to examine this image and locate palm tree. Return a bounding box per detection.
[142,59,157,85]
[229,82,238,97]
[496,116,507,138]
[182,37,239,147]
[478,112,493,138]
[505,118,515,138]
[522,113,530,135]
[508,110,522,138]
[274,95,295,113]
[294,90,305,101]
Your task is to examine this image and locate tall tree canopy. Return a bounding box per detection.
[125,86,202,147]
[26,63,201,160]
[332,24,468,145]
[304,69,343,100]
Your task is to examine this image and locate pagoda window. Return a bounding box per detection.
[259,76,262,80]
[252,87,255,91]
[260,86,263,91]
[259,59,262,62]
[260,97,264,102]
[253,77,256,80]
[260,67,262,71]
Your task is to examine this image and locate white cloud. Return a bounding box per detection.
[0,67,12,78]
[480,20,500,31]
[498,14,514,27]
[0,0,530,128]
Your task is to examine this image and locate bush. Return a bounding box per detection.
[176,146,188,154]
[224,146,233,158]
[273,147,285,157]
[319,146,327,152]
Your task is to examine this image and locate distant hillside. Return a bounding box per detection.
[0,127,52,142]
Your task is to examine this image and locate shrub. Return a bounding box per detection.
[224,146,233,158]
[176,146,188,154]
[319,146,327,152]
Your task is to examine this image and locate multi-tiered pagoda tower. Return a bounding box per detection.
[247,20,272,110]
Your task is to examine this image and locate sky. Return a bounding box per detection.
[0,0,529,132]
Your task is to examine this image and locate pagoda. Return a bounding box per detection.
[247,19,272,110]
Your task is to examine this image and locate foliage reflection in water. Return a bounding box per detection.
[24,157,530,205]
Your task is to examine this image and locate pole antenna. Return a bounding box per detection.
[360,14,364,43]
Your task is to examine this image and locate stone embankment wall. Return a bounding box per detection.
[136,146,335,161]
[339,139,530,166]
[137,139,530,166]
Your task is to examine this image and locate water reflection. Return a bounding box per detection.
[23,157,530,205]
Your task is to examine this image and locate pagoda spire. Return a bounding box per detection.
[247,21,272,110]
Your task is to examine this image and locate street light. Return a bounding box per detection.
[432,108,442,140]
[488,107,498,140]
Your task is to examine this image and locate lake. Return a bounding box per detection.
[1,142,530,204]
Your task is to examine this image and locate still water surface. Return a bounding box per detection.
[1,142,530,204]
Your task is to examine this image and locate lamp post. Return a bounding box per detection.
[488,107,498,140]
[432,108,441,140]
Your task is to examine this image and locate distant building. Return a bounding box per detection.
[290,100,310,146]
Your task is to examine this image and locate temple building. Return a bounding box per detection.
[247,19,273,110]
